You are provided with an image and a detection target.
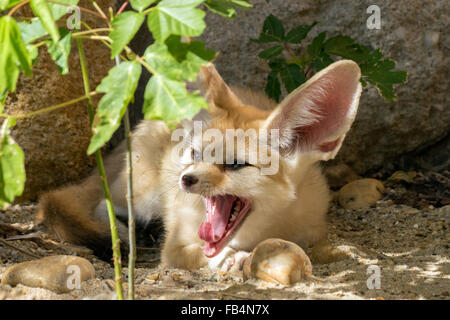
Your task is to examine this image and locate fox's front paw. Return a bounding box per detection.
[220,251,251,273]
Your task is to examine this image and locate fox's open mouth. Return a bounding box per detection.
[198,195,251,257]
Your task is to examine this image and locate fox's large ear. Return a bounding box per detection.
[187,63,242,115]
[263,60,362,161]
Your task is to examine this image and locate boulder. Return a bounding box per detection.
[200,0,449,173]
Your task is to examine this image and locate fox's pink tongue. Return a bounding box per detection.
[198,195,236,243]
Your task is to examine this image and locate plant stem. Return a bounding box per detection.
[117,1,128,15]
[115,54,136,300]
[142,7,155,15]
[8,0,30,17]
[72,28,111,37]
[91,1,108,20]
[77,38,124,300]
[0,92,99,119]
[47,0,107,20]
[283,42,303,66]
[77,21,128,61]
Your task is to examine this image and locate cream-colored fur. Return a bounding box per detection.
[37,60,362,270]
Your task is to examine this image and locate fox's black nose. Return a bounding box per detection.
[182,174,199,187]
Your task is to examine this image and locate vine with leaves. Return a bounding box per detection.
[252,14,407,102]
[0,0,251,300]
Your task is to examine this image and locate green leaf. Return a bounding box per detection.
[360,54,407,101]
[279,63,306,92]
[142,74,207,122]
[30,0,60,42]
[0,118,25,208]
[48,0,79,21]
[145,40,214,83]
[230,0,252,8]
[323,36,375,64]
[204,0,252,19]
[267,57,287,72]
[18,18,48,44]
[165,35,216,80]
[141,41,209,122]
[285,21,318,44]
[265,71,281,102]
[0,16,32,93]
[26,44,38,63]
[88,61,142,154]
[322,35,407,100]
[307,31,326,56]
[180,51,212,81]
[147,0,206,42]
[18,0,78,44]
[110,11,145,58]
[1,0,21,10]
[165,35,216,61]
[46,28,72,74]
[130,0,157,12]
[311,52,333,71]
[0,91,7,113]
[251,14,285,43]
[258,45,283,59]
[307,32,332,71]
[144,42,184,79]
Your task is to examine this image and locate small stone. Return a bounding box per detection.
[388,171,418,184]
[403,208,420,215]
[1,255,95,294]
[243,238,312,285]
[147,273,160,281]
[338,179,385,209]
[310,239,349,264]
[435,205,450,215]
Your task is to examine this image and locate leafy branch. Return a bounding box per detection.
[252,14,408,102]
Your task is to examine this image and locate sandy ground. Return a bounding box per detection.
[0,175,449,300]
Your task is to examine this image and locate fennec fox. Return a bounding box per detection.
[37,60,362,270]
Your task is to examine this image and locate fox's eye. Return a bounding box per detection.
[224,161,250,170]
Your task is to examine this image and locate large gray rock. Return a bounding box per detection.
[200,0,449,173]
